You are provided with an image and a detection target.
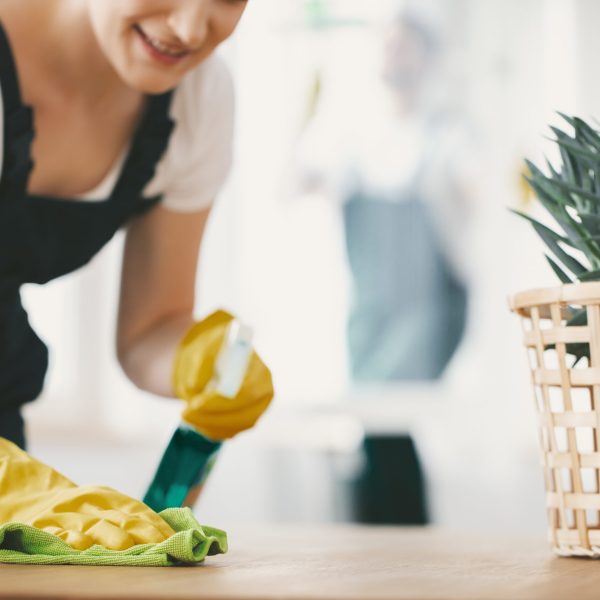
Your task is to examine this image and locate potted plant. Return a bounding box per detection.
[511,114,600,556]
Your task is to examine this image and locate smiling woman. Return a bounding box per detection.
[0,0,269,452]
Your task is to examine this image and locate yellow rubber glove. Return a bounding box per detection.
[0,438,175,551]
[173,310,274,441]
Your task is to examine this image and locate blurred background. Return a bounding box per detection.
[20,0,600,533]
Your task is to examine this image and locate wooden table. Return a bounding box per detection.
[0,525,597,600]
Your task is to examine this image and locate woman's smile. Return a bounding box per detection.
[133,24,195,66]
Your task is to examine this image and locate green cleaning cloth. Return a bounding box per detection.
[0,508,227,567]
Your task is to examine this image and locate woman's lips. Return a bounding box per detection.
[133,25,191,66]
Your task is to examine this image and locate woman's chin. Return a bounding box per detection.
[118,69,180,95]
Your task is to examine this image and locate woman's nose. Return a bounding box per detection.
[167,0,211,49]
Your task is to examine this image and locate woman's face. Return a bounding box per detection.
[87,0,247,93]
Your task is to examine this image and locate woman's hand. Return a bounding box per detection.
[173,310,274,440]
[116,204,274,438]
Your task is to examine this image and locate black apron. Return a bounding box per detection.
[0,24,175,447]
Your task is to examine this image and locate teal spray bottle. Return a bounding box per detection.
[143,320,254,512]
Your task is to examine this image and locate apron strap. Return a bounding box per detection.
[0,22,35,196]
[0,21,25,116]
[110,91,175,202]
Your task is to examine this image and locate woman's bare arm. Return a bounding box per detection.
[116,203,211,397]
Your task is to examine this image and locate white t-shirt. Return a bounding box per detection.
[0,54,234,212]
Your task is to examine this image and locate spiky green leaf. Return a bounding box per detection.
[510,209,588,275]
[553,137,600,165]
[546,255,574,283]
[578,269,600,282]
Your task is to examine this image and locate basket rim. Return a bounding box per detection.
[509,281,600,311]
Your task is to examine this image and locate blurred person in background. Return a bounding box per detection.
[0,0,264,451]
[295,6,481,524]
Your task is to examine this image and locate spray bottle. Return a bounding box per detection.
[143,320,254,512]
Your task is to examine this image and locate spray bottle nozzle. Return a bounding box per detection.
[211,320,254,399]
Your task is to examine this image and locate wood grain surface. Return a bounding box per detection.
[0,525,595,600]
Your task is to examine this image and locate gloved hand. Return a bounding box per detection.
[173,310,274,441]
[0,438,175,551]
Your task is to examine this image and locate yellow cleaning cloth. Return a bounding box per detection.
[0,437,175,551]
[173,310,274,440]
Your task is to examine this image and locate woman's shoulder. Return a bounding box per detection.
[170,53,234,138]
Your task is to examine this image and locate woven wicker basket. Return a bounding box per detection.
[510,282,600,556]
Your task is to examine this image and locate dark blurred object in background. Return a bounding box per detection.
[352,434,428,525]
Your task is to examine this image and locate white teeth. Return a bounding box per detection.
[140,29,187,57]
[149,37,184,56]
